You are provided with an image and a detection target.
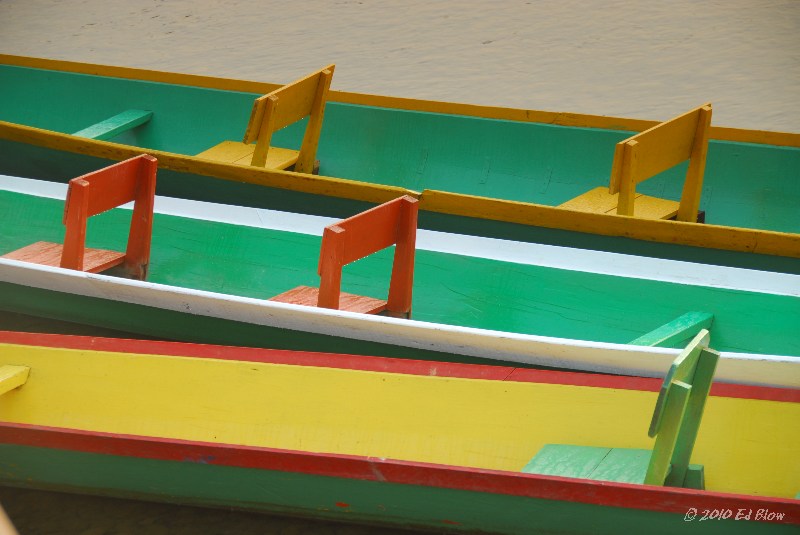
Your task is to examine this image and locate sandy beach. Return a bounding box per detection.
[1,0,798,131]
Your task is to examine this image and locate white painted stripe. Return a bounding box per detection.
[0,258,797,389]
[2,174,798,296]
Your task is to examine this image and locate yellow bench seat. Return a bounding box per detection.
[196,141,299,170]
[560,186,679,219]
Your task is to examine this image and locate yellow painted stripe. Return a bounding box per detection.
[0,121,417,205]
[1,343,797,498]
[2,54,797,148]
[419,189,800,258]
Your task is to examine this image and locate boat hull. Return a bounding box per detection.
[0,258,798,389]
[2,55,799,268]
[1,332,798,534]
[3,433,797,535]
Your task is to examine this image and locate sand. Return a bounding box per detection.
[1,0,798,132]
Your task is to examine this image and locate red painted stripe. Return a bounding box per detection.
[0,330,796,402]
[1,423,798,524]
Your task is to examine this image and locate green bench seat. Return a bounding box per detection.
[523,329,719,489]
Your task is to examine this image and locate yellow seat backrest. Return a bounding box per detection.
[243,65,335,172]
[610,103,712,221]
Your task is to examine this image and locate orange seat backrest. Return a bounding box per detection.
[318,195,418,317]
[61,154,157,279]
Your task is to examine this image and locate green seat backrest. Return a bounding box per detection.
[644,328,719,486]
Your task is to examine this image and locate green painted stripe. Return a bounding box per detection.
[72,110,153,141]
[630,312,715,348]
[2,444,787,535]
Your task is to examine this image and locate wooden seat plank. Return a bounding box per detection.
[561,188,679,220]
[588,448,651,484]
[197,141,299,170]
[270,285,388,314]
[2,241,126,273]
[72,109,153,141]
[521,445,611,479]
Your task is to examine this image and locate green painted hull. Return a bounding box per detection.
[1,188,798,362]
[1,443,794,534]
[0,280,484,364]
[1,58,799,270]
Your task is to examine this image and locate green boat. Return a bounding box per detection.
[1,160,798,388]
[1,54,798,273]
[1,330,798,534]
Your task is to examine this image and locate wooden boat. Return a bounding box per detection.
[0,330,797,534]
[1,159,798,387]
[1,54,799,272]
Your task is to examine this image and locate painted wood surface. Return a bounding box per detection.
[0,55,798,262]
[2,156,156,279]
[629,311,714,347]
[0,335,797,498]
[0,179,798,387]
[526,331,720,489]
[0,365,29,396]
[0,333,798,532]
[72,109,152,141]
[562,103,712,221]
[2,439,796,534]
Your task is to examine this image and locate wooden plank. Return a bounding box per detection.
[644,381,690,485]
[0,365,29,396]
[1,241,125,272]
[677,105,713,222]
[665,349,719,487]
[521,445,611,479]
[197,141,299,169]
[72,110,152,141]
[559,188,677,219]
[629,312,714,348]
[630,194,679,220]
[2,241,64,266]
[296,67,334,174]
[270,285,388,314]
[196,140,255,162]
[620,106,705,185]
[558,187,619,213]
[589,448,651,484]
[270,66,335,132]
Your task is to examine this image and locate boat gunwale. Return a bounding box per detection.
[1,422,798,525]
[1,53,798,148]
[0,257,798,389]
[1,120,799,259]
[1,330,797,403]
